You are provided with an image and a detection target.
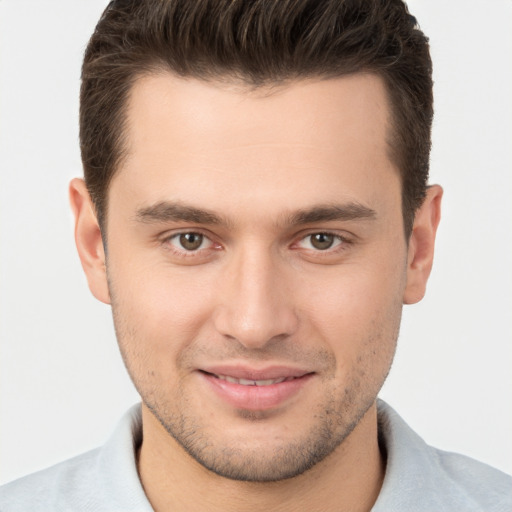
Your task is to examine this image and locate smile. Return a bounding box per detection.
[211,374,297,386]
[199,369,314,411]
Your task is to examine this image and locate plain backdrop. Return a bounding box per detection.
[0,0,511,484]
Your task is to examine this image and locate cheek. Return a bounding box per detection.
[305,275,402,400]
[107,267,215,394]
[106,256,222,375]
[110,255,215,324]
[298,251,406,360]
[305,262,405,320]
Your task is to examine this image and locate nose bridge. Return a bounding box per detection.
[213,241,298,348]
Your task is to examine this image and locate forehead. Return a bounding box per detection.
[124,71,391,155]
[111,72,399,222]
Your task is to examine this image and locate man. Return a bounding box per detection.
[0,0,510,510]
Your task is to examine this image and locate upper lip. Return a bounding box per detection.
[199,364,313,381]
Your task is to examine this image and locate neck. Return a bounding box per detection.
[137,402,385,512]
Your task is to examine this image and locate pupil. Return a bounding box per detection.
[180,233,203,250]
[311,233,334,250]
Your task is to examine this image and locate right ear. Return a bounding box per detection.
[69,178,111,304]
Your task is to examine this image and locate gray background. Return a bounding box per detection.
[1,0,511,483]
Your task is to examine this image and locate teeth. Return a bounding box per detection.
[215,374,289,386]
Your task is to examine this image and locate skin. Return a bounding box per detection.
[70,73,442,512]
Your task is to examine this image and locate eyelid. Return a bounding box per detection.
[170,232,211,251]
[157,228,354,261]
[159,227,213,242]
[292,230,354,253]
[160,229,221,256]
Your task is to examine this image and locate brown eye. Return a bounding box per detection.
[309,233,335,250]
[178,233,204,251]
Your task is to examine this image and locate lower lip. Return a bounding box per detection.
[200,372,314,411]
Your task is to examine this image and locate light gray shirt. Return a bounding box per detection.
[1,401,510,511]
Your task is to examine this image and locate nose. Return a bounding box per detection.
[213,246,299,349]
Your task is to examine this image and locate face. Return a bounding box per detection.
[91,73,412,481]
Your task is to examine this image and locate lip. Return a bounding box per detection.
[201,364,311,381]
[198,365,315,411]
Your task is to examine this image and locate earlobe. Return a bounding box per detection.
[69,178,111,305]
[403,185,443,305]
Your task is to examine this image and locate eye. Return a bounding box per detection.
[169,232,211,251]
[298,233,343,251]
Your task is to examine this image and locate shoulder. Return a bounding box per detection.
[0,449,103,512]
[0,404,151,512]
[374,400,512,512]
[431,447,512,510]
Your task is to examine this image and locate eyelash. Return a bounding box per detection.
[162,231,218,257]
[161,230,352,258]
[295,232,350,252]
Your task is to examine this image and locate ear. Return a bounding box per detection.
[403,185,443,305]
[69,178,111,304]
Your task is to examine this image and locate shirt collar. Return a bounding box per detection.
[103,400,487,511]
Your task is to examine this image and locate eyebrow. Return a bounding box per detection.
[135,202,226,225]
[134,201,377,227]
[287,203,377,225]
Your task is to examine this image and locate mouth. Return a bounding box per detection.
[204,372,300,387]
[198,367,314,411]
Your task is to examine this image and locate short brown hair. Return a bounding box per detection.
[80,0,432,236]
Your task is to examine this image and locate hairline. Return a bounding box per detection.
[96,67,414,242]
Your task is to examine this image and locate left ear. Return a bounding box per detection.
[403,185,443,305]
[69,178,111,305]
